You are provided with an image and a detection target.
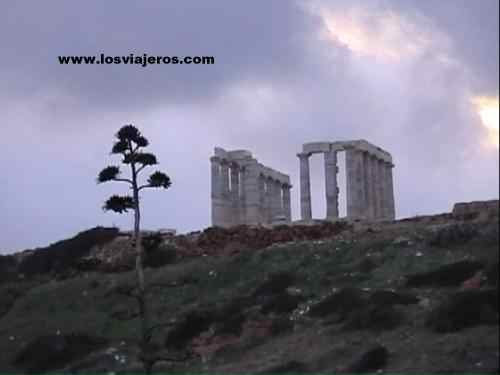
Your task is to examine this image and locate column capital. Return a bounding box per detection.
[210,156,221,163]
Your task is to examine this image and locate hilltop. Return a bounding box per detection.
[0,200,498,373]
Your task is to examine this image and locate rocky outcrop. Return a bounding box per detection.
[191,221,350,256]
[452,200,499,220]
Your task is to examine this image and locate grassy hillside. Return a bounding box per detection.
[0,214,498,373]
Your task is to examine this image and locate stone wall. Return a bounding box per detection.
[452,200,499,219]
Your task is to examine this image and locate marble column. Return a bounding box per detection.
[345,149,354,218]
[381,161,394,220]
[258,174,266,224]
[355,150,366,218]
[282,184,291,222]
[220,161,230,195]
[210,156,220,199]
[368,155,379,219]
[375,159,384,219]
[239,166,247,224]
[265,177,273,223]
[210,156,223,226]
[230,163,240,224]
[298,152,312,220]
[219,160,230,225]
[324,150,339,219]
[387,163,396,219]
[271,179,283,222]
[378,162,386,219]
[362,151,372,219]
[346,149,365,219]
[241,160,260,225]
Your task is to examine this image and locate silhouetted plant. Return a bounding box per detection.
[97,124,171,373]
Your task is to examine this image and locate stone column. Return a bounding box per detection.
[387,163,396,220]
[220,161,230,194]
[324,150,339,219]
[241,160,261,225]
[282,184,291,222]
[355,150,366,218]
[346,148,365,219]
[378,162,386,219]
[362,151,372,219]
[210,156,223,226]
[368,155,379,219]
[258,174,266,224]
[265,177,273,223]
[219,160,231,226]
[381,161,394,220]
[230,163,240,224]
[271,179,283,222]
[239,166,247,223]
[375,159,384,219]
[298,153,312,220]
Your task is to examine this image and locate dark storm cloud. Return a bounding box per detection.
[392,0,499,95]
[1,0,319,113]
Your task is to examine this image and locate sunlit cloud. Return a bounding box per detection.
[473,96,499,148]
[313,4,451,63]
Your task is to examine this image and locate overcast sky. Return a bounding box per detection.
[1,0,498,254]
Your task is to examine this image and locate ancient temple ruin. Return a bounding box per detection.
[298,140,395,221]
[210,147,292,227]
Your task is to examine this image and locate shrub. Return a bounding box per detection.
[144,243,177,268]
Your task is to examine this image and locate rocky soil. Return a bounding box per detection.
[0,200,498,373]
